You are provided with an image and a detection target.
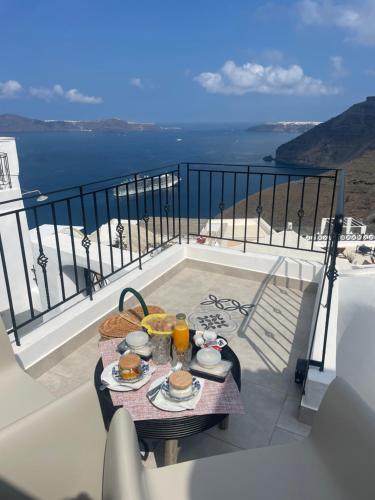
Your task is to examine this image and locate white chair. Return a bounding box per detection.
[1,376,374,500]
[0,319,54,430]
[0,378,144,500]
[144,377,375,500]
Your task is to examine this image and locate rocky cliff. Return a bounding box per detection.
[276,97,375,166]
[225,98,375,234]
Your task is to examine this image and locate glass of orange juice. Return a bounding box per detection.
[173,313,190,353]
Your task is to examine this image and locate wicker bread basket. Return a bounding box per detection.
[99,305,165,339]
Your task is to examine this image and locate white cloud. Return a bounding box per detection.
[129,77,144,89]
[330,55,348,77]
[0,80,22,99]
[297,0,375,45]
[29,84,62,101]
[194,60,339,96]
[65,89,102,104]
[29,84,102,104]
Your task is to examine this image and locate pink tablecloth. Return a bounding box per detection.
[99,339,245,421]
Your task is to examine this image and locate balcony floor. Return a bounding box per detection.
[36,261,314,467]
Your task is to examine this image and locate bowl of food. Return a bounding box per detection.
[196,347,222,369]
[141,313,176,335]
[125,330,149,349]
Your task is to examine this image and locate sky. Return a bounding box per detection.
[1,0,375,123]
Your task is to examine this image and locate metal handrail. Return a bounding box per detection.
[0,163,181,206]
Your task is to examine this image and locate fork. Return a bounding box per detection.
[147,380,165,401]
[147,363,182,401]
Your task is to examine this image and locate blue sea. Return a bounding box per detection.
[4,125,313,230]
[11,124,298,193]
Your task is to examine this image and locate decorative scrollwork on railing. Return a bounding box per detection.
[305,233,375,242]
[297,208,305,218]
[143,214,150,224]
[219,202,225,211]
[116,222,124,236]
[81,235,91,250]
[0,153,12,189]
[37,252,48,269]
[164,204,169,214]
[326,267,339,282]
[256,205,263,216]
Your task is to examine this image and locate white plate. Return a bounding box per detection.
[101,361,151,392]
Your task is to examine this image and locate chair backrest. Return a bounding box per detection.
[311,377,375,500]
[0,381,106,499]
[0,317,18,372]
[103,408,148,500]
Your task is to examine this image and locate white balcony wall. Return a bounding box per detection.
[12,242,324,370]
[0,138,41,331]
[336,271,375,410]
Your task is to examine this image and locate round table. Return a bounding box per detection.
[95,334,241,465]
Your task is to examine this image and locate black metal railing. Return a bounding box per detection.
[183,162,338,254]
[300,169,345,384]
[0,161,343,346]
[0,165,181,345]
[0,153,12,189]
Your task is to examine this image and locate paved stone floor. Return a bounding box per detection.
[37,263,314,467]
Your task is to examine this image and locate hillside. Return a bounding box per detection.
[225,97,375,234]
[0,114,159,133]
[276,97,375,166]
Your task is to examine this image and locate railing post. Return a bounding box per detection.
[177,163,181,244]
[324,170,338,265]
[0,234,20,345]
[320,170,345,371]
[33,207,51,310]
[134,173,142,270]
[243,166,250,253]
[79,186,93,300]
[186,163,190,244]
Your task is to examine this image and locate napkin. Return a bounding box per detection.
[148,375,204,411]
[101,361,155,391]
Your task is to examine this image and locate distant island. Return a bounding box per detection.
[0,114,160,133]
[248,121,321,134]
